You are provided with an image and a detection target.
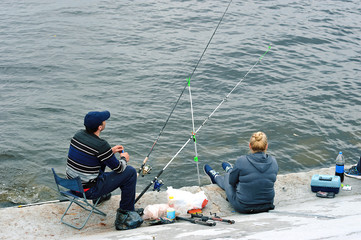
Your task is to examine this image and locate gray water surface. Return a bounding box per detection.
[1,0,360,207]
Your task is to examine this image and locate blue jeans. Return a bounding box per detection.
[85,166,137,211]
[214,172,246,213]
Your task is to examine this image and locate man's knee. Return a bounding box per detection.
[125,165,137,180]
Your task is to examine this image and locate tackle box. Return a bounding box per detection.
[310,174,341,193]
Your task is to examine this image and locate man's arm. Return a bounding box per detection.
[98,143,128,173]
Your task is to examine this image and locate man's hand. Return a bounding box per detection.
[120,152,130,162]
[112,145,124,153]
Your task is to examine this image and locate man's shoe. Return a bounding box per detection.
[203,164,218,184]
[345,166,361,179]
[93,193,112,205]
[221,162,233,173]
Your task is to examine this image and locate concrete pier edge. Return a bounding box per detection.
[1,166,360,240]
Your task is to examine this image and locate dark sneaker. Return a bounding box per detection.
[345,166,361,179]
[203,164,218,184]
[221,162,233,173]
[93,193,112,205]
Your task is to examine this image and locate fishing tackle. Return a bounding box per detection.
[153,179,164,192]
[137,0,234,177]
[175,216,216,227]
[191,213,235,224]
[188,77,201,185]
[135,44,272,203]
[139,164,152,177]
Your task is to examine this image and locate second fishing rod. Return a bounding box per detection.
[137,0,234,179]
[135,44,272,203]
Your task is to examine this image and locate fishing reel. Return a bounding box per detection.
[140,164,152,177]
[153,179,164,192]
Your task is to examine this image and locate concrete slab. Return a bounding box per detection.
[1,167,360,240]
[73,195,361,240]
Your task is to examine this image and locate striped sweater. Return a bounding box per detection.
[66,130,127,188]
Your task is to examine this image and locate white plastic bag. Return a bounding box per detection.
[166,187,208,214]
[142,204,169,220]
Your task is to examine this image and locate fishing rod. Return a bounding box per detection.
[135,44,272,203]
[191,213,235,224]
[176,216,216,227]
[16,199,69,208]
[138,0,234,178]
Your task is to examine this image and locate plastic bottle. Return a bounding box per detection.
[166,207,175,220]
[335,151,345,182]
[168,195,175,208]
[167,195,175,220]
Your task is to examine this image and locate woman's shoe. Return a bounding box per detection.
[203,164,218,184]
[221,162,233,173]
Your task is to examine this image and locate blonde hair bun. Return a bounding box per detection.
[249,131,268,153]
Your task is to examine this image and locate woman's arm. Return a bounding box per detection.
[229,167,239,187]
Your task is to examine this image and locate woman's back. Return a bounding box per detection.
[230,152,278,205]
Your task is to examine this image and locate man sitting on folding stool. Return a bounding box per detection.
[66,110,137,223]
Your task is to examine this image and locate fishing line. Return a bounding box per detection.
[187,77,200,185]
[135,44,272,203]
[138,0,233,176]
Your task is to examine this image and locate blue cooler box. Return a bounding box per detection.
[310,174,341,193]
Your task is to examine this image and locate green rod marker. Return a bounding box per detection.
[259,45,272,61]
[194,156,198,162]
[187,77,191,86]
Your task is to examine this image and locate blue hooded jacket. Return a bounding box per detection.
[229,152,278,205]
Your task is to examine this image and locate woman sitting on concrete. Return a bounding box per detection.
[204,131,278,213]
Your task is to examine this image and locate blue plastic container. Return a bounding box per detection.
[310,174,341,193]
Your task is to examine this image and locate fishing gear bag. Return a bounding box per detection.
[115,208,143,230]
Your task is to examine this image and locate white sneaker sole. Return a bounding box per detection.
[345,173,361,179]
